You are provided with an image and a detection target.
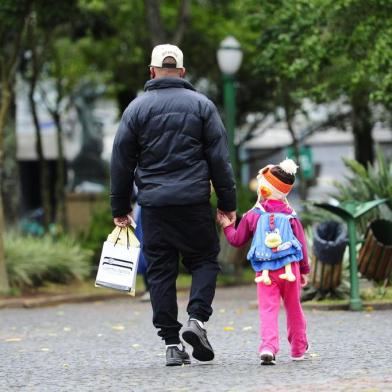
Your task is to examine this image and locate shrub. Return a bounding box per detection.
[333,146,392,214]
[80,196,114,271]
[303,147,392,229]
[5,233,92,289]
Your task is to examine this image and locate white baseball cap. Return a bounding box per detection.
[149,44,184,69]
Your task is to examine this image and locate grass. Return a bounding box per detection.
[2,268,256,299]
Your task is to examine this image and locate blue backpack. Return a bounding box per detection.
[247,207,303,272]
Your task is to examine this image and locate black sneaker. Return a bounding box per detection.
[182,319,214,362]
[260,350,276,365]
[166,345,191,367]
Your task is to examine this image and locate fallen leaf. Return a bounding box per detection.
[223,326,235,331]
[5,338,22,342]
[365,306,374,312]
[242,326,252,331]
[111,324,125,331]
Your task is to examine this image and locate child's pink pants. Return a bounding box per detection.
[256,262,308,357]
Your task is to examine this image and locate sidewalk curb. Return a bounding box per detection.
[0,292,128,309]
[248,299,392,311]
[1,285,392,311]
[0,282,243,310]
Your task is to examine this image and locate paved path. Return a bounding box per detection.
[1,285,392,392]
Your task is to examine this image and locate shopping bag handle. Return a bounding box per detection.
[113,227,131,249]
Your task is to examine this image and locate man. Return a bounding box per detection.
[110,44,236,366]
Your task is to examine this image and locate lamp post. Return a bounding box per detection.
[217,36,243,176]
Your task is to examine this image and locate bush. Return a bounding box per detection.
[80,196,114,270]
[5,233,92,289]
[302,147,392,229]
[333,146,392,215]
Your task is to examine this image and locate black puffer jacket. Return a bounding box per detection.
[110,77,236,217]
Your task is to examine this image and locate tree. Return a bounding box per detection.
[248,0,392,170]
[23,13,52,229]
[324,0,392,164]
[20,0,79,230]
[0,0,32,292]
[247,0,330,198]
[72,0,267,115]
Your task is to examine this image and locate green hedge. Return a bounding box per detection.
[5,233,92,289]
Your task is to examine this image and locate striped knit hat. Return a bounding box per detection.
[256,159,298,201]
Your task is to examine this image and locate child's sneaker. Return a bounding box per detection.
[291,344,310,361]
[260,350,276,365]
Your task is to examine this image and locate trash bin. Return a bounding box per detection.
[358,219,392,282]
[311,221,347,291]
[314,198,387,310]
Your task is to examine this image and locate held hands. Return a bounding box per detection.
[113,213,136,228]
[216,209,236,228]
[300,274,308,287]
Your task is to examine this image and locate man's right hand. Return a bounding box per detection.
[113,213,135,228]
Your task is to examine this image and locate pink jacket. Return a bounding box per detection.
[223,199,310,274]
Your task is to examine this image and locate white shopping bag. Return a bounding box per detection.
[95,227,140,296]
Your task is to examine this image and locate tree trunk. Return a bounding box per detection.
[0,84,11,292]
[53,111,67,230]
[351,94,374,165]
[2,90,20,223]
[144,0,167,46]
[27,20,52,230]
[0,190,9,292]
[145,0,189,46]
[29,81,51,229]
[0,1,31,292]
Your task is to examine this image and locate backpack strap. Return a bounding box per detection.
[254,202,265,212]
[269,214,275,230]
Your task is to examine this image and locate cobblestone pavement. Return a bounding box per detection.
[1,285,392,392]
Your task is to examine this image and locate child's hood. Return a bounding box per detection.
[260,199,293,214]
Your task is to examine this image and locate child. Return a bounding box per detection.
[217,159,310,365]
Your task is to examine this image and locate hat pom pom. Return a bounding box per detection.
[279,158,298,175]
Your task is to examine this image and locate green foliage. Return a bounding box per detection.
[237,184,257,215]
[249,0,330,107]
[81,196,114,265]
[247,0,392,166]
[333,147,392,213]
[0,0,30,36]
[5,233,92,289]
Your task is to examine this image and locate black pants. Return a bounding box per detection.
[141,203,220,345]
